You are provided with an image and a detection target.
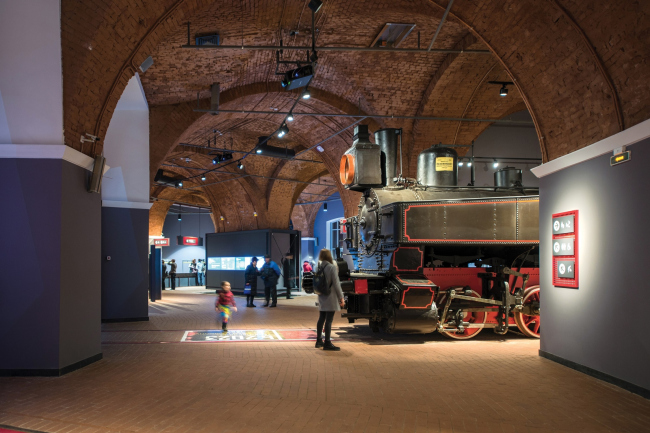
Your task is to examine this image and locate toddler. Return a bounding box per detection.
[215,281,237,331]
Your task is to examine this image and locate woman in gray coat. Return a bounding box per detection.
[315,249,345,351]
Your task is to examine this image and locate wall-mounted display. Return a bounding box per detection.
[207,256,264,271]
[552,210,578,288]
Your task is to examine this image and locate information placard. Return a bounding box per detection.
[552,210,578,288]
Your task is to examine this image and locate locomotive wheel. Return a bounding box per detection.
[514,286,541,338]
[440,290,487,340]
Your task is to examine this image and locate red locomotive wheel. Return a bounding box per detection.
[514,286,541,338]
[440,290,487,340]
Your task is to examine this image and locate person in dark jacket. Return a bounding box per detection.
[244,257,260,307]
[162,260,168,291]
[169,259,177,290]
[282,253,296,299]
[260,254,281,307]
[315,249,344,351]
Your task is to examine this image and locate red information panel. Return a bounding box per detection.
[552,210,578,288]
[178,236,199,246]
[153,238,170,247]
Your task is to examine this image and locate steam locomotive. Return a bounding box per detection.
[335,125,540,339]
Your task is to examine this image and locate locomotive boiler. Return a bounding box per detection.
[334,125,541,339]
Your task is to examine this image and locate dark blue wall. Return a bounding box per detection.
[312,192,344,259]
[101,207,149,321]
[0,159,102,374]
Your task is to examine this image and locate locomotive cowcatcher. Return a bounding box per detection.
[331,125,541,339]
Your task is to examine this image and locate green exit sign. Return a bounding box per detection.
[610,151,631,166]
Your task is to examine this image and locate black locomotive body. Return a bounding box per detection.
[333,125,541,339]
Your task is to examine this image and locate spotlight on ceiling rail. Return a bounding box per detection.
[324,202,328,211]
[237,161,244,170]
[175,180,183,188]
[254,136,296,159]
[178,214,182,221]
[212,157,219,165]
[458,160,464,167]
[493,159,499,169]
[277,124,289,138]
[488,80,513,97]
[301,88,311,99]
[201,175,206,181]
[467,160,472,167]
[308,0,323,13]
[287,112,294,122]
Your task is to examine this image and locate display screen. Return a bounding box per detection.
[207,256,264,271]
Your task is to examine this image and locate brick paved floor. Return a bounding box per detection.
[1,291,649,433]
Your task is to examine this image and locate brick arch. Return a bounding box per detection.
[424,0,647,160]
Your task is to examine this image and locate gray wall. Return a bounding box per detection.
[539,138,650,391]
[59,162,102,366]
[101,207,149,321]
[0,159,102,372]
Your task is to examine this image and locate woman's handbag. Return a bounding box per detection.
[243,283,252,295]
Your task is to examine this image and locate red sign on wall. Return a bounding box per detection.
[153,238,170,247]
[177,236,202,246]
[552,210,578,288]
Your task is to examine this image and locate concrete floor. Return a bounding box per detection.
[1,291,649,433]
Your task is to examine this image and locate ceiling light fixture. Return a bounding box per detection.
[175,180,183,188]
[467,160,472,167]
[253,212,258,217]
[458,159,464,167]
[287,113,294,122]
[212,157,219,165]
[493,159,499,168]
[220,215,224,221]
[499,85,508,97]
[277,124,289,138]
[178,214,182,221]
[237,161,244,170]
[488,80,514,98]
[324,203,328,211]
[301,88,311,99]
[201,175,206,181]
[256,149,262,154]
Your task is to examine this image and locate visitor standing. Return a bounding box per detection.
[190,259,198,286]
[244,257,260,307]
[162,260,168,291]
[314,249,344,351]
[215,281,237,332]
[282,253,296,299]
[169,259,177,290]
[260,255,281,307]
[197,259,205,286]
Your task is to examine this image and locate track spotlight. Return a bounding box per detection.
[256,149,262,154]
[237,161,244,170]
[178,214,182,221]
[308,0,323,13]
[301,88,311,99]
[220,215,224,221]
[175,180,183,188]
[467,160,472,167]
[277,124,289,138]
[324,202,328,211]
[287,113,294,122]
[253,212,258,217]
[499,85,508,97]
[458,160,464,167]
[212,157,219,165]
[493,159,499,168]
[201,175,206,181]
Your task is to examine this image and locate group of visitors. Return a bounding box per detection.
[161,258,206,290]
[215,248,344,351]
[243,254,292,308]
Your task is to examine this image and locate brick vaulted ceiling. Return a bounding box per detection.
[61,0,650,234]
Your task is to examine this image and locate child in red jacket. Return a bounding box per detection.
[215,281,238,331]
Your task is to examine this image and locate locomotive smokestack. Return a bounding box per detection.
[374,128,400,187]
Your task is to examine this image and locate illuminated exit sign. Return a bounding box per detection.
[610,151,631,166]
